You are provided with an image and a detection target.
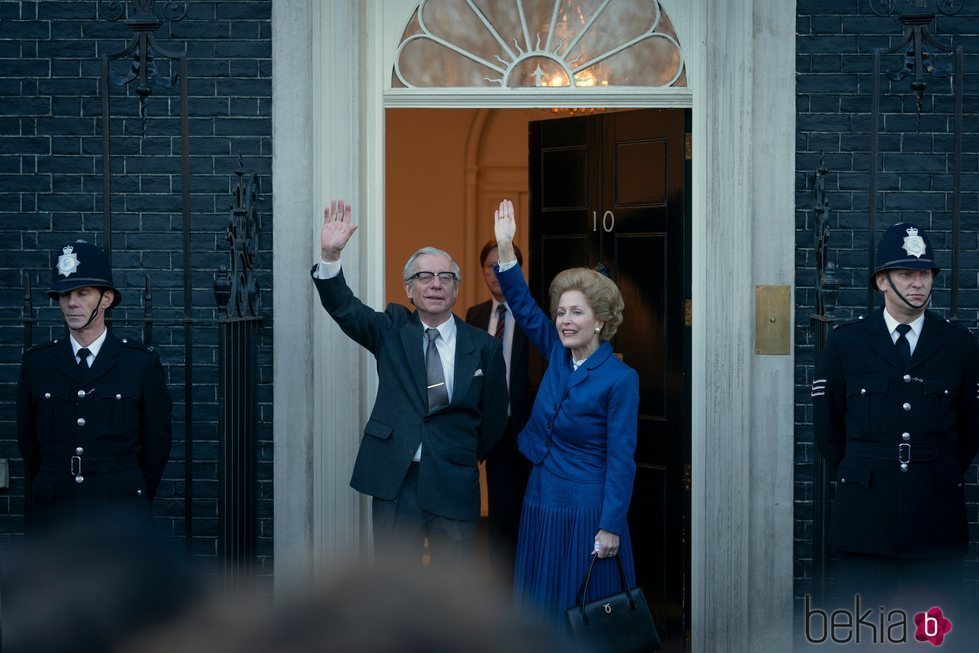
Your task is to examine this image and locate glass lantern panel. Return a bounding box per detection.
[396,38,499,88]
[577,36,683,87]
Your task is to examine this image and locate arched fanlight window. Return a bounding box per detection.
[393,0,686,88]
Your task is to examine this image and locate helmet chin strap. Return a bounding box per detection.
[885,272,931,311]
[69,289,106,332]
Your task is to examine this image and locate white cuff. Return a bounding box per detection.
[314,259,342,279]
[496,258,518,272]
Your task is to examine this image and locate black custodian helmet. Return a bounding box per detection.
[47,240,122,308]
[870,222,940,288]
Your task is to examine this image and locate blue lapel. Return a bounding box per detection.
[553,341,614,404]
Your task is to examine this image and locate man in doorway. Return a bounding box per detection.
[813,223,979,627]
[465,240,535,573]
[17,240,172,536]
[311,200,509,563]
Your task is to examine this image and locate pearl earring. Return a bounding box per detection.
[594,326,601,333]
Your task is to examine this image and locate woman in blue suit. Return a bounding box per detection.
[492,199,640,623]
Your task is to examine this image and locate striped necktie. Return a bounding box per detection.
[494,304,506,340]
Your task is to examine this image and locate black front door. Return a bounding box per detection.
[529,108,691,651]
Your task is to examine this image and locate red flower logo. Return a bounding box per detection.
[914,607,952,647]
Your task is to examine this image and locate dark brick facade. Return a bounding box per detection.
[0,1,273,580]
[796,0,979,612]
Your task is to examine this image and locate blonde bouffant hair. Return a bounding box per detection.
[548,268,624,342]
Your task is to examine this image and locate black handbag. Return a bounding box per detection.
[564,554,662,653]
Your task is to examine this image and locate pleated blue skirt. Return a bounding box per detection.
[513,464,636,624]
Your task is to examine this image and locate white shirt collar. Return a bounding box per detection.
[420,315,456,342]
[882,308,924,338]
[70,328,109,360]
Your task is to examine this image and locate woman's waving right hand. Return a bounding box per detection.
[494,199,517,264]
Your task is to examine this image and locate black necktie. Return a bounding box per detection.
[77,347,91,372]
[895,323,912,366]
[494,304,506,340]
[425,328,449,412]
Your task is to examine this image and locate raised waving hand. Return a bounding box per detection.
[320,199,357,262]
[494,198,517,265]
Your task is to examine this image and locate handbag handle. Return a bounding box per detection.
[573,553,638,618]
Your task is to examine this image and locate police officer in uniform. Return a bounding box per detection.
[813,223,979,624]
[16,240,172,535]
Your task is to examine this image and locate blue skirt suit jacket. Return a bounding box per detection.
[496,262,640,619]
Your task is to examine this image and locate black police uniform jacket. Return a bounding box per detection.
[813,309,979,558]
[16,333,172,528]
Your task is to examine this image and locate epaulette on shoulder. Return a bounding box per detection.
[24,339,59,354]
[119,337,156,355]
[831,316,865,330]
[943,318,974,335]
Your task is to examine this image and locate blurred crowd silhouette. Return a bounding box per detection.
[1,510,569,653]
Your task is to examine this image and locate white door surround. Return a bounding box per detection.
[272,2,795,650]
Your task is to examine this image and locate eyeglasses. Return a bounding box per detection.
[407,271,458,284]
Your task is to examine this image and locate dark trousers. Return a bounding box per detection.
[372,462,476,565]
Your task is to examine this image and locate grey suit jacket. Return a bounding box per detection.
[312,268,509,521]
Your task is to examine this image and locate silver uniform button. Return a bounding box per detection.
[944,389,950,396]
[77,389,86,398]
[137,490,143,496]
[75,447,84,455]
[44,392,51,399]
[840,477,846,483]
[77,417,86,426]
[900,463,909,472]
[902,432,911,441]
[903,374,911,382]
[122,339,128,343]
[115,394,122,400]
[75,475,84,484]
[902,403,911,411]
[861,388,867,396]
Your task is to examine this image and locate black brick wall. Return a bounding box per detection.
[0,1,273,582]
[796,0,979,614]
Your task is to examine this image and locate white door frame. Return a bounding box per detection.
[272,1,796,650]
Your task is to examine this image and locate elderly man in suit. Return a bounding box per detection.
[311,200,508,563]
[466,240,535,572]
[813,222,979,627]
[17,240,172,536]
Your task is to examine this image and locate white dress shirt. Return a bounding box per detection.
[70,328,108,367]
[883,309,924,357]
